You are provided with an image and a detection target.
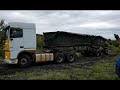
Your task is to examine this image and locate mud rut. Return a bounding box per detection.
[0,54,118,75]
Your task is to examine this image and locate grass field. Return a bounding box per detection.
[0,54,119,80]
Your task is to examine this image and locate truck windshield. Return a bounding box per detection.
[10,27,23,38]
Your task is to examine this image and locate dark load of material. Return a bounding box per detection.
[43,31,107,47]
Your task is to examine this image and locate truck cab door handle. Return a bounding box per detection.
[20,46,24,48]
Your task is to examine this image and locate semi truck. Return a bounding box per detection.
[2,22,108,68]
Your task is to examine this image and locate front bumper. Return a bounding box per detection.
[4,59,18,64]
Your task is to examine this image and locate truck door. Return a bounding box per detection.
[9,27,24,59]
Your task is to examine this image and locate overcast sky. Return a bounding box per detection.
[0,10,120,40]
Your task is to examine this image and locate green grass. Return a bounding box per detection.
[114,46,120,54]
[75,52,81,57]
[0,55,119,80]
[87,57,118,80]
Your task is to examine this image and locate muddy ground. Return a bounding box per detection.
[0,54,118,74]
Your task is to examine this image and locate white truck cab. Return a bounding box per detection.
[4,22,37,65]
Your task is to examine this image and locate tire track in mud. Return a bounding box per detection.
[69,54,118,69]
[0,54,118,74]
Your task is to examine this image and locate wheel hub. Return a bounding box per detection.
[69,55,74,61]
[21,58,27,65]
[58,56,63,62]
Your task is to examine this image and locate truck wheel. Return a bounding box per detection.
[66,53,76,63]
[105,50,108,55]
[101,52,103,56]
[54,53,65,64]
[18,55,32,68]
[81,51,85,56]
[99,52,102,56]
[96,52,100,57]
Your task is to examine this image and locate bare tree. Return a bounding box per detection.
[0,19,4,26]
[0,19,5,57]
[0,19,5,31]
[0,20,3,31]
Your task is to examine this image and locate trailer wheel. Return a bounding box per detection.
[18,55,32,68]
[96,52,100,57]
[54,53,65,64]
[102,49,108,55]
[100,52,103,56]
[81,51,85,56]
[105,50,108,55]
[66,53,76,63]
[99,51,102,56]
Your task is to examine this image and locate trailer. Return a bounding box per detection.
[2,22,108,68]
[44,31,108,56]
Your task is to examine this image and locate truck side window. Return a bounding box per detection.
[10,28,23,38]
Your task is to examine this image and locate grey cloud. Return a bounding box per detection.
[0,10,120,39]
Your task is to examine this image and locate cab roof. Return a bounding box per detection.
[8,22,36,30]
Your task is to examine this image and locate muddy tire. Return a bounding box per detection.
[99,52,102,56]
[105,50,108,55]
[96,52,100,57]
[18,55,32,68]
[54,53,65,64]
[66,52,76,63]
[81,51,85,56]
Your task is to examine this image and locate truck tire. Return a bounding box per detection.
[99,51,102,56]
[105,50,108,55]
[96,52,100,57]
[54,53,65,64]
[81,51,85,56]
[66,52,76,63]
[102,49,108,55]
[18,55,32,68]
